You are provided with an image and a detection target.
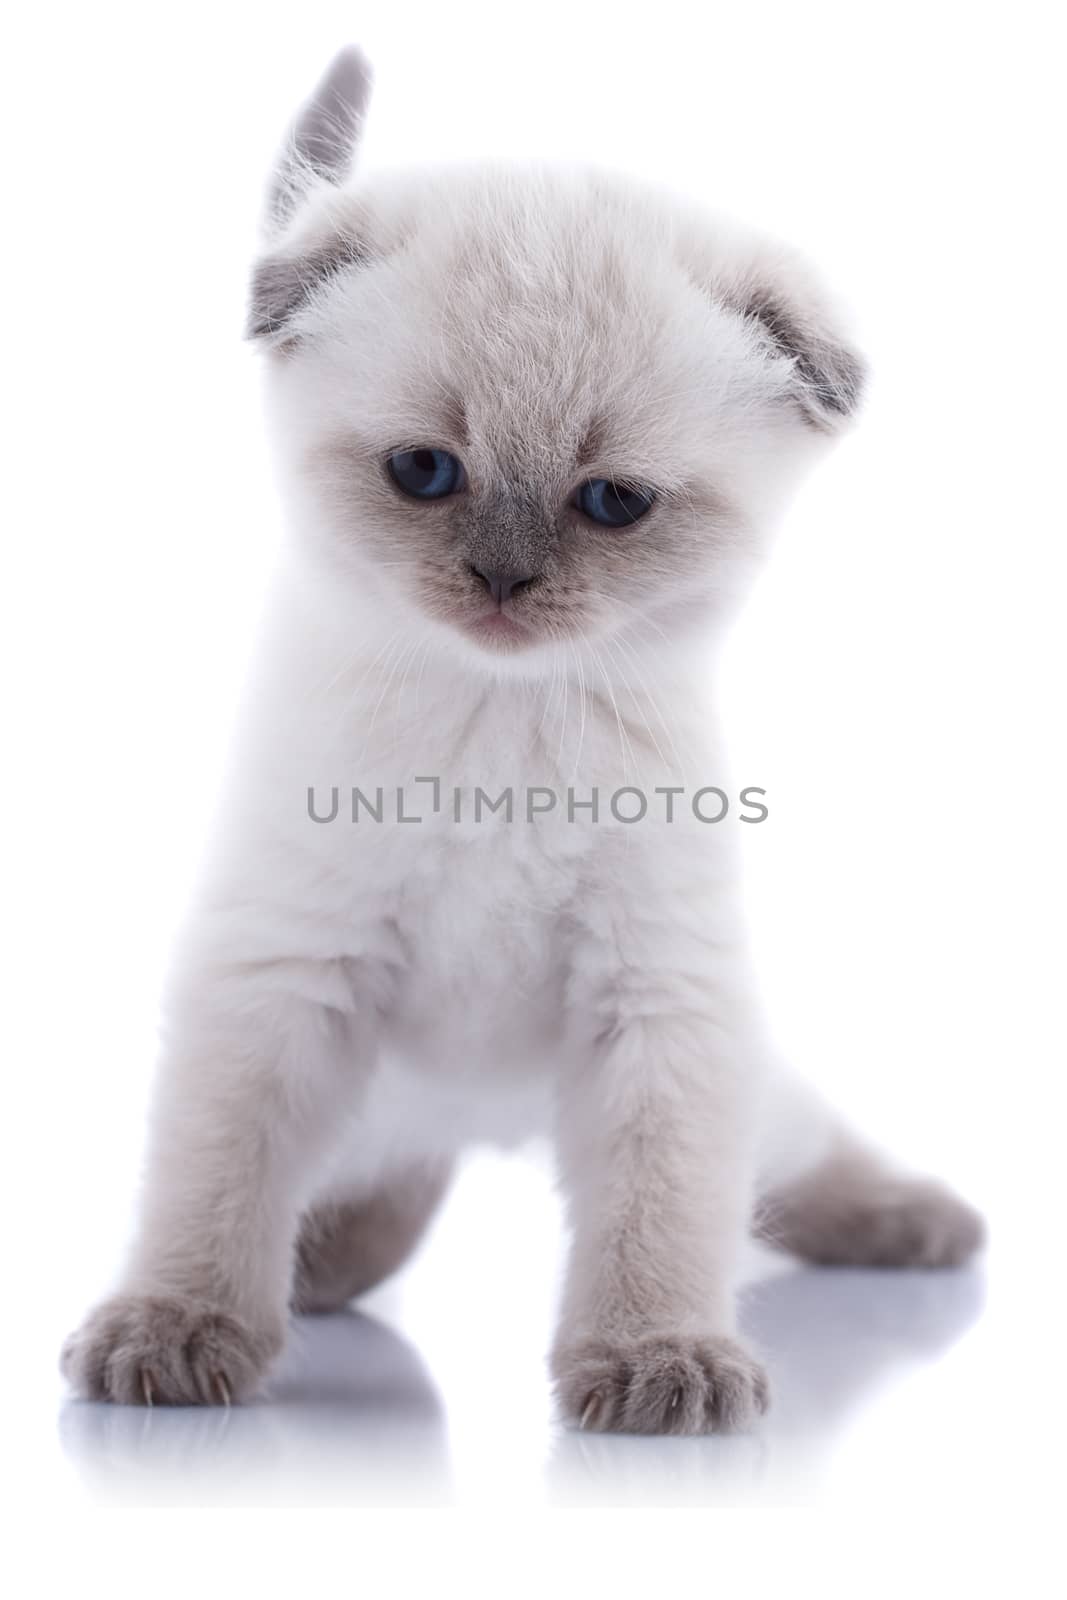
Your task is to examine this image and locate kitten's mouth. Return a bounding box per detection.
[460,607,536,651]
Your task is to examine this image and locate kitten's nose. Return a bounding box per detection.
[469,565,537,605]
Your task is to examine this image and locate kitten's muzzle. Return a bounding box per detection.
[468,564,540,606]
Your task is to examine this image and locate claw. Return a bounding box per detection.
[670,1386,682,1411]
[212,1373,232,1408]
[579,1394,600,1431]
[140,1369,155,1408]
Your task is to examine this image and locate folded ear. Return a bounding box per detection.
[734,279,867,429]
[247,47,374,344]
[706,244,867,431]
[246,230,368,343]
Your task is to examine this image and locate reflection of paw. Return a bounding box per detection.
[60,1294,284,1405]
[552,1334,770,1435]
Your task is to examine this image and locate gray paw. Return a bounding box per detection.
[764,1178,987,1269]
[756,1149,987,1271]
[552,1334,770,1435]
[60,1294,284,1406]
[836,1182,987,1268]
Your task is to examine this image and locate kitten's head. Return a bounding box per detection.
[249,48,865,676]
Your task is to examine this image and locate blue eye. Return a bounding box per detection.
[575,478,656,528]
[387,447,466,500]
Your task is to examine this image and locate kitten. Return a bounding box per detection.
[61,48,984,1432]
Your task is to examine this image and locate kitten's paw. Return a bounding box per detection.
[552,1333,770,1435]
[60,1294,284,1406]
[758,1170,987,1269]
[832,1182,986,1268]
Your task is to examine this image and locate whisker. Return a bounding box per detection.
[605,631,686,778]
[589,641,638,790]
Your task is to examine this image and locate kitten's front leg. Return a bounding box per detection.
[552,943,768,1435]
[61,951,376,1405]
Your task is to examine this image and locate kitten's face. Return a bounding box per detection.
[252,68,862,676]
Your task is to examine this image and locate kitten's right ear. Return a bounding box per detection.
[247,47,374,344]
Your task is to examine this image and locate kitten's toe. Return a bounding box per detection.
[553,1334,769,1435]
[60,1294,283,1405]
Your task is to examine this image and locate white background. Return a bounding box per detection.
[3,0,1064,1582]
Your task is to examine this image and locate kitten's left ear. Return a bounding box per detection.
[711,249,867,431]
[247,47,374,343]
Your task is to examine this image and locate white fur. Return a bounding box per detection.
[61,51,980,1430]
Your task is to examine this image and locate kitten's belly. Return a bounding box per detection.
[324,1018,562,1193]
[380,909,574,1102]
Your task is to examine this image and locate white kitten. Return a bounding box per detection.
[61,48,984,1431]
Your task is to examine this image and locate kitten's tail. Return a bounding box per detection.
[263,46,374,238]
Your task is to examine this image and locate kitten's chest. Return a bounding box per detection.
[301,678,705,1061]
[381,807,589,1069]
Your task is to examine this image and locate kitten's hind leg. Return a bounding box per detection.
[753,1075,986,1269]
[292,1162,453,1313]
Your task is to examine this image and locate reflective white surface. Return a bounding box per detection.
[43,1149,1042,1511]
